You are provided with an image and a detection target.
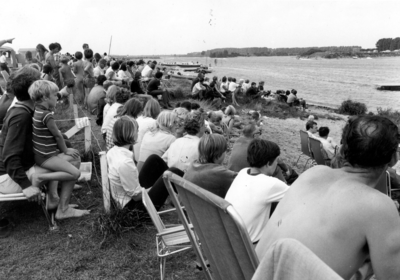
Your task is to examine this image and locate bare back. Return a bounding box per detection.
[256,165,400,280]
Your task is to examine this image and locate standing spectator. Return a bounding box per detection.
[0,52,10,75]
[101,88,129,137]
[72,51,85,103]
[36,44,48,65]
[83,49,95,109]
[45,43,62,89]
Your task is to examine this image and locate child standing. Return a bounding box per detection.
[28,80,81,188]
[73,52,85,104]
[59,56,76,99]
[83,49,95,110]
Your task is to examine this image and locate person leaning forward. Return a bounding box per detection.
[0,66,89,219]
[255,115,400,280]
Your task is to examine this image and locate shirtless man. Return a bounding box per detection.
[256,115,400,280]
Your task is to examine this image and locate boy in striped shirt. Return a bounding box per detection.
[28,80,82,191]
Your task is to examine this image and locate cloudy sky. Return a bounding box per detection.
[1,0,399,55]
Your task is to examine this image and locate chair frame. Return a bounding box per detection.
[309,137,330,166]
[141,189,193,280]
[163,171,259,280]
[296,130,315,170]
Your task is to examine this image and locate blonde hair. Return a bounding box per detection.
[113,116,138,146]
[28,80,59,102]
[172,107,189,130]
[225,105,236,116]
[156,110,177,132]
[105,85,118,105]
[143,98,161,119]
[198,134,227,164]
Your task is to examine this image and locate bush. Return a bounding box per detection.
[376,107,400,126]
[171,87,187,99]
[337,99,367,115]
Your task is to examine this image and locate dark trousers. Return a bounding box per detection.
[148,90,169,106]
[125,154,184,210]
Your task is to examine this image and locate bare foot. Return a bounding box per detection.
[47,196,60,210]
[55,207,90,220]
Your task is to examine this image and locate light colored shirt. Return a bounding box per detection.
[102,102,121,133]
[318,137,337,159]
[139,130,176,163]
[107,146,142,209]
[225,168,289,243]
[242,82,250,93]
[118,70,130,80]
[141,65,153,78]
[307,131,317,138]
[287,93,297,104]
[133,116,157,162]
[220,82,228,93]
[93,66,105,78]
[162,134,200,172]
[192,82,205,95]
[0,55,6,64]
[228,82,238,92]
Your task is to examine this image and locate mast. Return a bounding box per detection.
[108,36,112,56]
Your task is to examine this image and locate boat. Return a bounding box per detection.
[366,57,372,59]
[352,56,359,59]
[161,62,202,68]
[376,85,400,91]
[168,70,196,80]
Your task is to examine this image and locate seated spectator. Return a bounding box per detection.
[225,139,289,243]
[0,75,15,130]
[105,98,142,150]
[208,76,225,105]
[105,62,122,83]
[222,105,236,138]
[101,87,129,136]
[305,120,318,138]
[137,110,177,171]
[219,76,230,96]
[130,72,144,94]
[107,116,182,210]
[184,134,237,198]
[96,81,112,126]
[256,115,400,279]
[147,72,172,109]
[93,59,106,78]
[228,78,238,93]
[191,77,206,99]
[318,127,338,159]
[162,111,205,172]
[287,89,307,110]
[190,73,204,91]
[176,101,192,112]
[245,82,259,98]
[208,111,223,134]
[0,66,86,219]
[141,63,155,80]
[171,107,189,138]
[242,79,250,93]
[87,75,107,115]
[41,64,54,81]
[134,99,160,162]
[228,123,291,183]
[191,102,200,112]
[117,63,131,82]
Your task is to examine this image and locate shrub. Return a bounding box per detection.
[337,99,367,115]
[376,107,400,126]
[171,87,186,99]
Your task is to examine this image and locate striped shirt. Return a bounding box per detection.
[32,104,58,158]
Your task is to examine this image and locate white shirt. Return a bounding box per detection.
[102,102,122,133]
[242,82,250,93]
[192,82,205,95]
[0,55,6,64]
[318,137,337,159]
[107,146,142,209]
[162,134,200,172]
[220,82,228,93]
[139,130,176,163]
[133,116,157,161]
[307,131,317,138]
[93,66,105,78]
[228,82,238,92]
[141,65,153,78]
[118,70,130,80]
[225,168,289,243]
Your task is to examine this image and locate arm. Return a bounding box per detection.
[45,115,79,157]
[59,68,64,87]
[119,159,142,198]
[365,194,400,279]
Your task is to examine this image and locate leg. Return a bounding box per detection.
[148,167,184,209]
[139,154,169,189]
[33,155,80,185]
[55,178,90,219]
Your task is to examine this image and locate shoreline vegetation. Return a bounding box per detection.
[1,74,400,279]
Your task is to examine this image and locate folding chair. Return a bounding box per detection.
[376,170,391,196]
[309,137,330,166]
[163,171,259,280]
[295,130,314,170]
[141,189,193,280]
[99,151,111,213]
[0,189,58,231]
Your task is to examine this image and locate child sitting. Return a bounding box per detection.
[28,80,81,189]
[41,64,54,81]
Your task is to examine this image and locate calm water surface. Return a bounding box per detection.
[162,56,400,111]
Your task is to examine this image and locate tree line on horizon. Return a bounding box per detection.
[376,38,400,52]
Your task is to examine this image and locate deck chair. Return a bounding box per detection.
[99,151,112,213]
[295,130,314,170]
[309,137,330,166]
[163,171,259,280]
[0,189,58,230]
[141,189,192,280]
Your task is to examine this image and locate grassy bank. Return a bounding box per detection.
[0,76,398,279]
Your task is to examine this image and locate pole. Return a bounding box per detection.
[108,36,112,56]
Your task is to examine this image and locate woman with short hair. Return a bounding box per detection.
[184,134,237,198]
[133,99,161,161]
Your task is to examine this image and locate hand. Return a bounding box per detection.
[66,148,80,159]
[23,186,42,204]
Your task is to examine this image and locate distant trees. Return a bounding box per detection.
[376,37,400,51]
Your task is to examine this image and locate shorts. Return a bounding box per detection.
[0,166,36,194]
[35,153,59,167]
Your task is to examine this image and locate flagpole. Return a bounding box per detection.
[108,36,112,56]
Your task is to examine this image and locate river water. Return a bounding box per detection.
[162,56,400,111]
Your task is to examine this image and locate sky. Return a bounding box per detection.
[1,0,400,55]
